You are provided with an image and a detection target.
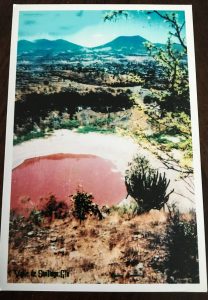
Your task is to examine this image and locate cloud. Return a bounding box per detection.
[24,20,36,25]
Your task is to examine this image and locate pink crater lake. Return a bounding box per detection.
[11,153,127,216]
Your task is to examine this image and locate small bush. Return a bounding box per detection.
[77,125,114,134]
[71,191,103,223]
[143,94,158,104]
[125,155,173,213]
[93,117,114,127]
[28,210,43,226]
[122,247,140,267]
[42,195,69,221]
[60,118,79,129]
[13,130,45,145]
[81,259,95,272]
[165,210,199,283]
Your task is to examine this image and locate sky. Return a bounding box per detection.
[18,10,186,47]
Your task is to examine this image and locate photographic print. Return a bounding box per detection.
[0,4,207,292]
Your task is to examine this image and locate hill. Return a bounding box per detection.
[17,36,184,57]
[93,35,148,55]
[17,39,83,55]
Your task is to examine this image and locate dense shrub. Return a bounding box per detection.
[14,89,134,129]
[60,118,79,129]
[28,209,43,226]
[143,94,158,104]
[165,210,199,283]
[71,191,103,223]
[13,130,45,145]
[125,155,174,213]
[42,195,69,221]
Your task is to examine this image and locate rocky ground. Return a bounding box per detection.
[8,210,169,284]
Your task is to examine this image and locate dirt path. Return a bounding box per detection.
[13,129,195,212]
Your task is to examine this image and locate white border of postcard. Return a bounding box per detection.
[0,4,207,292]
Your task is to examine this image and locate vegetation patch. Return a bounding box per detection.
[8,202,198,284]
[13,130,46,145]
[125,155,174,214]
[77,125,115,134]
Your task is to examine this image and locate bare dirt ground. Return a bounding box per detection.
[8,210,168,284]
[13,129,195,212]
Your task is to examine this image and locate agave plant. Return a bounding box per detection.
[125,155,174,214]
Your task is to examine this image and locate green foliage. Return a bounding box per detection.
[42,195,69,221]
[165,210,199,283]
[125,73,144,85]
[143,94,158,104]
[44,112,79,131]
[77,125,115,134]
[145,109,193,161]
[148,133,175,146]
[102,9,192,171]
[125,155,174,213]
[59,118,79,129]
[104,10,189,114]
[110,202,138,217]
[13,130,45,145]
[13,110,117,144]
[155,111,191,136]
[144,12,190,115]
[71,191,103,223]
[93,117,114,127]
[9,210,26,231]
[28,209,43,226]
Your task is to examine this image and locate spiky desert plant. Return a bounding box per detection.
[125,155,174,213]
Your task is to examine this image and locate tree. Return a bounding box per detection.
[144,11,189,115]
[150,11,187,51]
[145,41,189,114]
[104,10,190,115]
[104,10,193,173]
[104,10,128,22]
[42,195,68,222]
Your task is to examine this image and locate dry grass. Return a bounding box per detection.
[8,210,174,284]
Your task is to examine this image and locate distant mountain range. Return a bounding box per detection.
[18,39,83,54]
[17,35,183,56]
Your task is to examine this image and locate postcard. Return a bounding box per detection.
[0,4,207,292]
